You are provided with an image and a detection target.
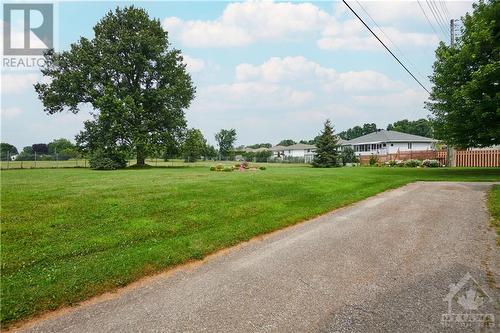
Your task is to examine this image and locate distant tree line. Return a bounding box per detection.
[338,119,434,140]
[1,138,81,161]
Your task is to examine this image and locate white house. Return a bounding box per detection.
[342,130,436,156]
[270,143,316,162]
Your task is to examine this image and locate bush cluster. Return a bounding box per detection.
[404,159,422,167]
[384,159,442,168]
[422,159,441,167]
[89,149,127,170]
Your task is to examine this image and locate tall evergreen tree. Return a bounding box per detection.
[312,119,340,168]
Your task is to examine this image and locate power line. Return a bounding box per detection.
[354,0,428,84]
[426,0,448,39]
[342,0,431,94]
[439,0,452,21]
[432,0,449,31]
[417,0,442,41]
[429,0,448,31]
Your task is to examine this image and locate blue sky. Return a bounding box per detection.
[1,0,474,149]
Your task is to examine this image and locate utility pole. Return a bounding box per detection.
[450,19,455,46]
[446,19,456,167]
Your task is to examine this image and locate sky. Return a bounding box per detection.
[1,0,475,149]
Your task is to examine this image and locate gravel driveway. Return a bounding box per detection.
[14,182,500,332]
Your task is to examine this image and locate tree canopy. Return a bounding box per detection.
[426,0,499,148]
[386,119,434,138]
[312,119,341,168]
[247,143,272,149]
[215,129,237,159]
[0,143,18,161]
[35,6,195,166]
[277,139,296,146]
[338,123,377,140]
[182,128,207,162]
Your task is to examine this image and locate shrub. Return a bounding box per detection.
[89,149,127,170]
[386,160,398,167]
[369,155,378,166]
[422,159,441,167]
[222,166,233,172]
[340,147,358,165]
[259,166,266,170]
[404,159,422,168]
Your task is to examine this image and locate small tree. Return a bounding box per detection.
[215,129,236,160]
[182,128,207,162]
[312,119,340,168]
[32,143,49,155]
[16,146,35,161]
[203,144,218,160]
[340,147,357,165]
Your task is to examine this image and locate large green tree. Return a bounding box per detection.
[386,119,434,138]
[426,0,499,148]
[0,143,18,161]
[182,128,207,162]
[215,129,237,159]
[312,119,341,168]
[35,7,195,166]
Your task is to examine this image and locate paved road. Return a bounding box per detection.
[15,182,499,333]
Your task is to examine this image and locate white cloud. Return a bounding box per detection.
[236,56,336,83]
[182,55,206,73]
[236,56,404,92]
[335,1,474,24]
[197,81,314,110]
[1,107,23,118]
[163,1,332,47]
[1,73,39,94]
[352,88,428,108]
[318,18,439,51]
[163,0,449,51]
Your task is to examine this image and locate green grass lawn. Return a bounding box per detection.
[488,184,500,245]
[1,166,499,326]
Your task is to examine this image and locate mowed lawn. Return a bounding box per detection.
[1,166,499,325]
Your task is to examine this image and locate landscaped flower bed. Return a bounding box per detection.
[210,162,266,172]
[384,159,442,168]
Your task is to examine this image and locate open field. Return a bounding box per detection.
[1,166,499,326]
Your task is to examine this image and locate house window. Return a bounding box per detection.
[408,142,412,149]
[383,143,386,147]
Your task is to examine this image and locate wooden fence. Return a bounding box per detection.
[455,149,500,167]
[359,149,500,167]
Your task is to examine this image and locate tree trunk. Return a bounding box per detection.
[136,145,146,166]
